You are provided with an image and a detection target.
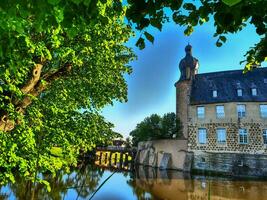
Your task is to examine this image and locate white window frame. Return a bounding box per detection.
[260,104,267,118]
[197,106,205,119]
[237,89,243,97]
[216,105,225,118]
[251,88,257,96]
[213,90,217,98]
[217,128,226,144]
[198,128,207,144]
[239,129,248,144]
[263,129,267,145]
[237,104,246,118]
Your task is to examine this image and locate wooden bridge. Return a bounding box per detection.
[95,146,136,171]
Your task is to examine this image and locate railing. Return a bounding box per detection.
[96,146,128,151]
[95,146,136,171]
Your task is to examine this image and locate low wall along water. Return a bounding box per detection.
[135,139,192,171]
[136,139,267,177]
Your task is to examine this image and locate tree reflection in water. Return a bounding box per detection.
[0,164,104,200]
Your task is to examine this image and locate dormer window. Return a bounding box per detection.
[213,90,217,98]
[237,89,243,97]
[251,88,257,96]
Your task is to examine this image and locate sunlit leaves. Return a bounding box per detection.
[0,0,135,185]
[184,25,193,36]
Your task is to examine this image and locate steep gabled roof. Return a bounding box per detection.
[190,67,267,105]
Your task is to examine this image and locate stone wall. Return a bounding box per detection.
[175,80,192,139]
[136,139,191,171]
[188,122,267,154]
[192,151,267,177]
[187,102,267,176]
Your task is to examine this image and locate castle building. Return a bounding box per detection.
[175,45,267,175]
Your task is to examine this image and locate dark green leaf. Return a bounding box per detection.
[48,0,61,5]
[219,35,227,43]
[83,0,91,6]
[222,0,242,6]
[183,3,196,11]
[216,40,223,47]
[136,37,145,50]
[150,19,162,31]
[144,32,154,44]
[71,0,82,5]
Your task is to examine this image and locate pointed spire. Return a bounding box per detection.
[185,44,192,56]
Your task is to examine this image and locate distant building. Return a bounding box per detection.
[112,138,125,147]
[175,45,267,175]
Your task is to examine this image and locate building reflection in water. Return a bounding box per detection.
[131,166,267,200]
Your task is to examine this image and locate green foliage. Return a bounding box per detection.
[222,0,242,7]
[0,0,135,184]
[125,0,267,71]
[125,137,132,148]
[130,113,183,146]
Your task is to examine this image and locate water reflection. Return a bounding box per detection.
[132,166,267,200]
[0,164,104,200]
[1,164,267,199]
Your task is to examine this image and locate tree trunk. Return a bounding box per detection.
[0,63,71,132]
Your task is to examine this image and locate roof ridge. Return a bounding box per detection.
[196,67,267,77]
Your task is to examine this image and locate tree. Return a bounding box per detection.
[125,0,267,71]
[130,113,182,146]
[162,113,183,139]
[125,137,133,148]
[0,0,135,184]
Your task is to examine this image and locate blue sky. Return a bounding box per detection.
[102,19,261,138]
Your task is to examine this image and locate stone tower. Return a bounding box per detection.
[175,45,199,139]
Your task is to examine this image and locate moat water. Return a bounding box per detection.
[1,164,267,199]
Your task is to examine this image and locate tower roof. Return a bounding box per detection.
[179,44,199,81]
[185,44,192,55]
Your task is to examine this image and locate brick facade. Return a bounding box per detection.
[188,122,267,154]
